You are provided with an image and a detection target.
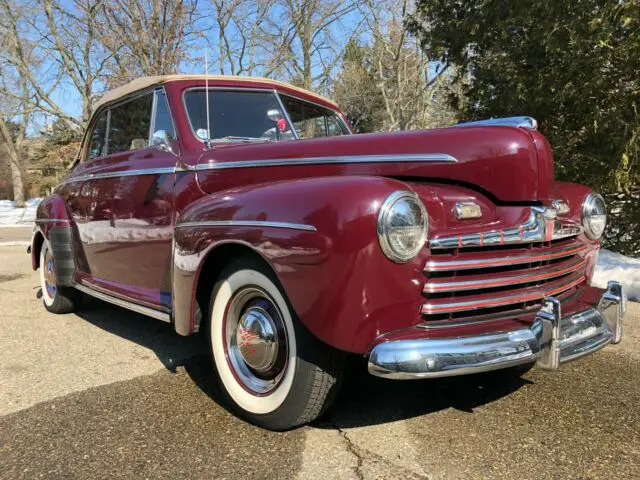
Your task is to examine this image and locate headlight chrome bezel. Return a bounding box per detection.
[377,190,428,263]
[582,192,607,240]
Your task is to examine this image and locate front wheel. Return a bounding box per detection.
[208,257,344,430]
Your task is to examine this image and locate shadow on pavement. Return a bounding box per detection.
[314,357,532,429]
[74,295,208,372]
[67,292,532,429]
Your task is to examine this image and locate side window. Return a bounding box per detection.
[152,89,176,143]
[88,111,108,159]
[327,116,345,136]
[279,95,347,139]
[107,93,153,154]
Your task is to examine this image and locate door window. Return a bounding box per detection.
[279,95,348,138]
[152,89,176,143]
[107,93,153,154]
[88,110,108,159]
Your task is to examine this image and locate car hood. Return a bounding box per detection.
[194,125,554,202]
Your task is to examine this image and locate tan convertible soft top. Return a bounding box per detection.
[94,74,338,110]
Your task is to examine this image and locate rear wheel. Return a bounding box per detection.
[39,241,82,314]
[208,257,344,430]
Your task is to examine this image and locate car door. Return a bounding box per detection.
[81,88,179,310]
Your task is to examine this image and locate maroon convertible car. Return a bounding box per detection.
[31,75,624,430]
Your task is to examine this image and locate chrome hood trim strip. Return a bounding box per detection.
[456,116,538,129]
[194,153,457,171]
[175,220,317,231]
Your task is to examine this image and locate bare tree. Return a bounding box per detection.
[0,67,29,207]
[0,113,27,207]
[0,0,116,128]
[99,0,199,85]
[207,0,279,75]
[38,0,113,124]
[264,0,361,90]
[364,0,452,130]
[0,2,36,206]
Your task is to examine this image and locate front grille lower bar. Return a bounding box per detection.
[424,257,585,293]
[421,271,585,315]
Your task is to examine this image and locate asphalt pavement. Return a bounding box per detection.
[1,233,639,479]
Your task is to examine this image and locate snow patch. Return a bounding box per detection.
[593,249,640,302]
[0,198,42,226]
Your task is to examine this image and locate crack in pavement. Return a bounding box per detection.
[325,418,431,480]
[335,425,365,480]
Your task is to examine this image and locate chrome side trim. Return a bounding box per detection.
[194,153,457,171]
[62,167,176,184]
[34,218,70,224]
[61,153,457,184]
[456,116,538,129]
[74,282,171,323]
[429,206,582,249]
[368,283,623,379]
[175,220,317,232]
[423,257,585,293]
[421,272,584,314]
[425,243,586,272]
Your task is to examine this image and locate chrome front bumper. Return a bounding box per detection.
[368,281,625,379]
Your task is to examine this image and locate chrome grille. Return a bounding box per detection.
[421,207,586,325]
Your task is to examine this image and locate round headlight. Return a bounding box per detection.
[582,192,607,240]
[377,191,428,262]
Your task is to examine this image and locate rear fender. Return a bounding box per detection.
[172,175,428,353]
[32,195,76,286]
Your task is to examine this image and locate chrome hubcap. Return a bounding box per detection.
[237,306,279,372]
[225,288,288,394]
[43,248,57,299]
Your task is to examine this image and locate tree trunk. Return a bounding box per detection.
[9,153,25,208]
[0,117,25,208]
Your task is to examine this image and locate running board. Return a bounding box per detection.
[74,282,171,323]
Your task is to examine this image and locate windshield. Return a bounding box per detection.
[184,89,348,142]
[184,90,294,142]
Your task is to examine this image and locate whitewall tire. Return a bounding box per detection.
[208,256,344,430]
[39,241,82,314]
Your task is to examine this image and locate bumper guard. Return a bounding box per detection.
[368,281,625,379]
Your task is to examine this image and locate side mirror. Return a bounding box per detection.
[267,109,288,137]
[152,130,176,155]
[195,128,209,142]
[267,109,283,122]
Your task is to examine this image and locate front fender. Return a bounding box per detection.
[550,181,600,281]
[172,175,428,353]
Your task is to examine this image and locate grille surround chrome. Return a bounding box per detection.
[422,206,586,322]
